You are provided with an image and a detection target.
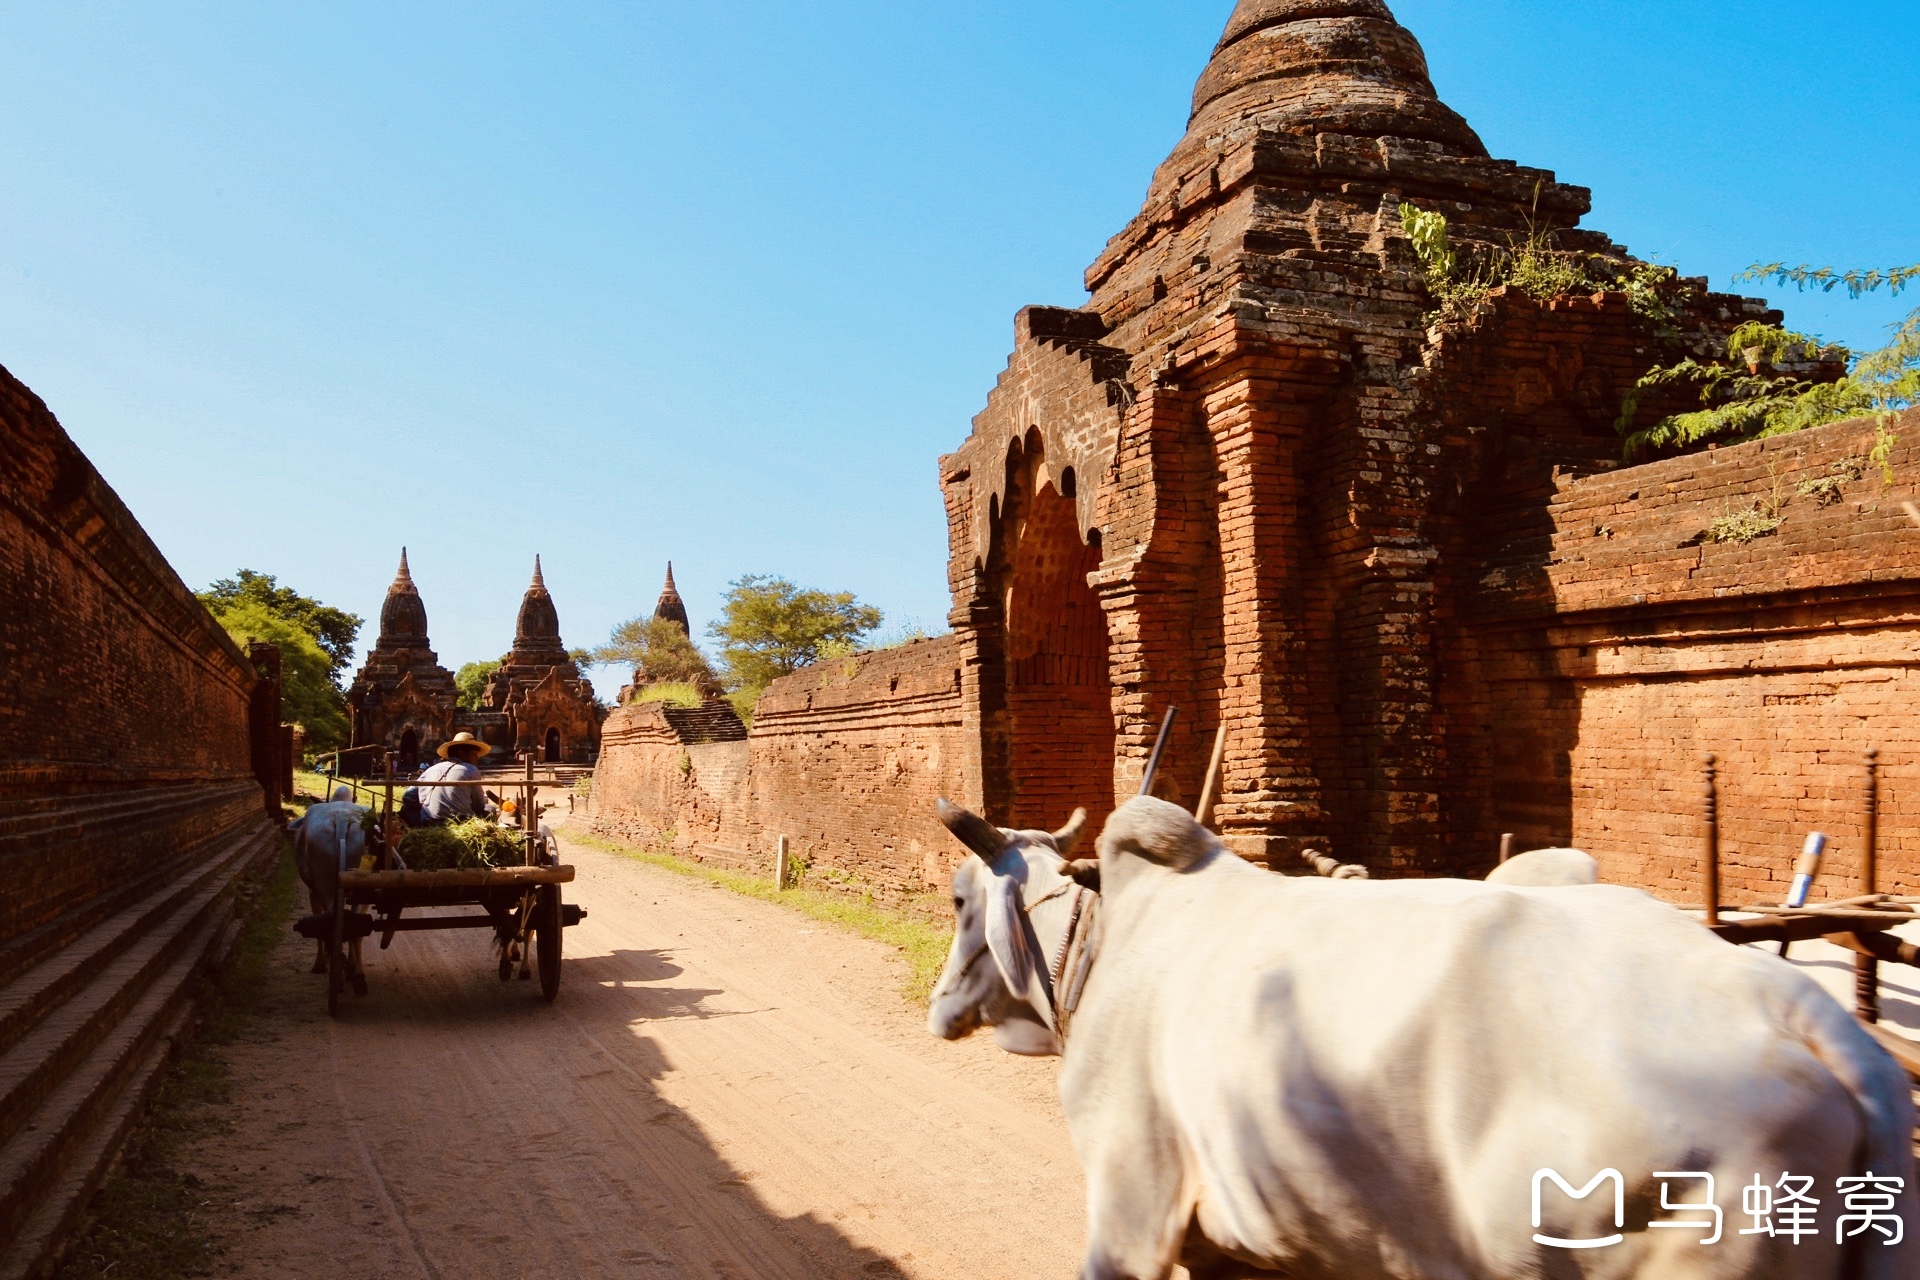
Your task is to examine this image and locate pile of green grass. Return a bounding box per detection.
[396,818,526,870]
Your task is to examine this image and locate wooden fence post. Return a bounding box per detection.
[1857,748,1881,1024]
[1702,754,1720,928]
[775,835,790,892]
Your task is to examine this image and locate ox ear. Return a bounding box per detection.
[937,799,1007,862]
[1098,796,1214,870]
[1051,808,1088,859]
[982,868,1036,998]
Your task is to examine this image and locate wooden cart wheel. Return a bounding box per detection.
[536,883,562,1002]
[327,891,346,1017]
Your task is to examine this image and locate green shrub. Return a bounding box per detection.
[629,681,703,709]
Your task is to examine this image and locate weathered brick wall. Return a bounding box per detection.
[587,638,977,901]
[747,636,973,903]
[1,360,280,1275]
[1474,408,1920,904]
[588,701,750,864]
[1,360,273,952]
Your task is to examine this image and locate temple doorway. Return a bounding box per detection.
[398,728,420,772]
[544,728,562,763]
[986,440,1114,831]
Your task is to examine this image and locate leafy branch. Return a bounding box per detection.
[1620,261,1919,461]
[1738,263,1920,299]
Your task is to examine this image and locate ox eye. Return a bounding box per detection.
[953,896,964,913]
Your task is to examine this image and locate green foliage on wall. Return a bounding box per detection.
[197,569,361,683]
[1620,262,1919,459]
[209,599,349,750]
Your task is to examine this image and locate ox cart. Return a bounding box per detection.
[298,753,585,1015]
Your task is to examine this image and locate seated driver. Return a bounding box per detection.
[416,732,491,824]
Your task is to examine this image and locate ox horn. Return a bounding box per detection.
[1052,808,1088,858]
[937,798,1008,862]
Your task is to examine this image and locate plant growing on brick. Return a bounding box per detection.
[1399,199,1642,324]
[1621,261,1919,460]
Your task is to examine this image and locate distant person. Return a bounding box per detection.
[415,732,491,825]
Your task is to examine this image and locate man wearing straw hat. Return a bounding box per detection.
[414,731,491,825]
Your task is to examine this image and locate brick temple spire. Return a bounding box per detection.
[378,547,428,643]
[1190,0,1484,154]
[653,562,690,636]
[515,555,560,646]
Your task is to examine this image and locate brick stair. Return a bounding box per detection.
[0,821,275,1280]
[659,703,748,744]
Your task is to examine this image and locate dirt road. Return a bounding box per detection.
[177,817,1084,1278]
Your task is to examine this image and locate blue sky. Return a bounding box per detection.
[1,1,1913,697]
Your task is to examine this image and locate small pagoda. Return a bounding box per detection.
[345,550,460,771]
[484,557,602,763]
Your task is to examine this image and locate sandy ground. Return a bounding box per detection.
[179,813,1084,1279]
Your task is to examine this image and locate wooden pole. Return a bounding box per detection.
[524,749,537,867]
[1498,833,1515,865]
[1702,754,1721,928]
[1195,724,1229,829]
[1139,707,1177,799]
[776,835,790,892]
[1858,748,1882,1024]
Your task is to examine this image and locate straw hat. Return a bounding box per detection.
[437,731,491,760]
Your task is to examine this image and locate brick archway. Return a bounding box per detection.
[985,441,1114,832]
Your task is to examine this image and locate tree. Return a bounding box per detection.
[592,616,716,687]
[1621,261,1919,459]
[198,570,362,683]
[454,659,502,710]
[708,574,882,717]
[210,600,350,750]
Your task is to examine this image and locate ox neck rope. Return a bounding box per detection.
[1003,876,1100,1048]
[1046,882,1099,1045]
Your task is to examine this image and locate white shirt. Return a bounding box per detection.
[418,759,485,822]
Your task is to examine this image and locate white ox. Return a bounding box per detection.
[928,796,1918,1280]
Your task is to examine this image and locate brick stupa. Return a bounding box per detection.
[346,549,460,771]
[484,557,602,763]
[939,0,1778,870]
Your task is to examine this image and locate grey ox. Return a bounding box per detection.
[288,794,370,994]
[928,794,1918,1280]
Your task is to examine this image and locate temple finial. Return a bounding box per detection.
[531,554,545,589]
[395,547,412,584]
[664,561,676,591]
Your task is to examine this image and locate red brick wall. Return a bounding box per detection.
[1,359,274,953]
[747,636,974,904]
[588,701,751,866]
[1475,408,1920,905]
